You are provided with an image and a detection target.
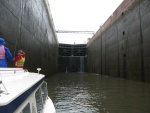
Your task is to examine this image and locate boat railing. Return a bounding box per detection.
[0,68,28,74]
[0,73,9,94]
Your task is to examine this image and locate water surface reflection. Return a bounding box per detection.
[47,73,150,113]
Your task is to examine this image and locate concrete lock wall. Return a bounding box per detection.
[87,0,150,82]
[0,0,58,77]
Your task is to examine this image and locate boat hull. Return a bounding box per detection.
[0,68,56,113]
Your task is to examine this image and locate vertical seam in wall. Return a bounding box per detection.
[104,35,106,75]
[19,0,23,50]
[139,0,145,82]
[117,24,120,77]
[101,33,102,75]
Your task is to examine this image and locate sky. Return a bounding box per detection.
[49,0,123,44]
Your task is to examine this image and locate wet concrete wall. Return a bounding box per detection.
[87,0,150,82]
[0,0,58,77]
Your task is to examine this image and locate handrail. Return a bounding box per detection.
[0,68,27,74]
[0,73,9,95]
[0,68,23,71]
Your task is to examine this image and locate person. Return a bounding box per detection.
[0,38,13,67]
[12,50,25,68]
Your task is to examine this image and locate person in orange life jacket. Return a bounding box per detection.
[12,50,25,68]
[0,38,13,67]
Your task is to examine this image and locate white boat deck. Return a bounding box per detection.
[0,68,45,106]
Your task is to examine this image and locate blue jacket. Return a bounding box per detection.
[0,38,13,67]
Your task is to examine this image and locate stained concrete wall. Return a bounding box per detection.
[87,0,150,82]
[0,0,58,77]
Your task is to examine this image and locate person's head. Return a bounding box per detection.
[0,38,5,45]
[17,50,25,55]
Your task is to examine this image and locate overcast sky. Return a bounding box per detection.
[49,0,123,44]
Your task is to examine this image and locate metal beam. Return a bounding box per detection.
[56,30,95,34]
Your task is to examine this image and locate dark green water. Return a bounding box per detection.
[47,73,150,113]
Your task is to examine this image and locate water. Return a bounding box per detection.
[47,73,150,113]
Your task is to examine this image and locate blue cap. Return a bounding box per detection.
[0,38,5,45]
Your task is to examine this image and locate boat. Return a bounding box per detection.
[0,68,56,113]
